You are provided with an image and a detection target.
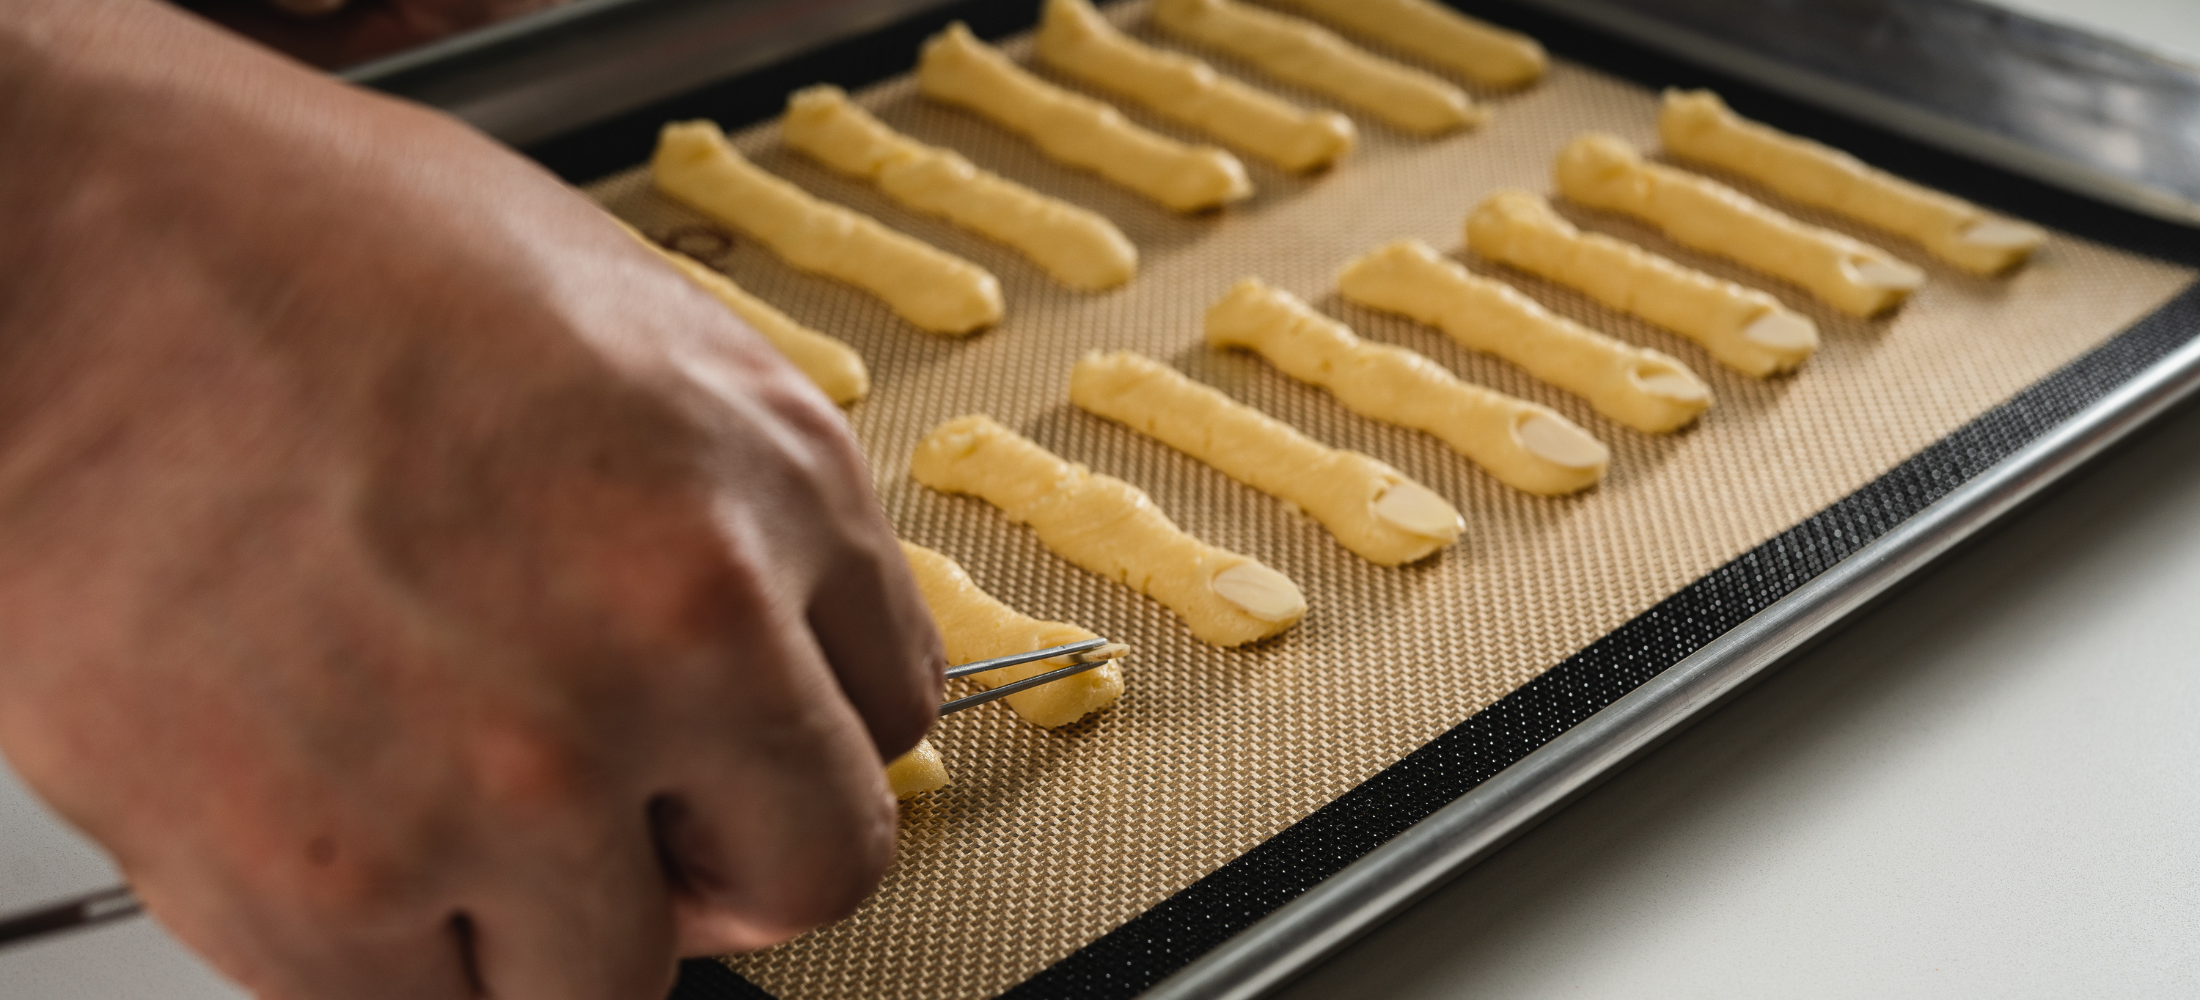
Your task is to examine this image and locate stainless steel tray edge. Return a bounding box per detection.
[1138,332,2200,1000]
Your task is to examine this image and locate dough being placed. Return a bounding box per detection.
[918,22,1251,212]
[1270,0,1546,88]
[1205,279,1607,495]
[899,540,1125,728]
[1035,0,1354,172]
[1337,240,1713,433]
[621,220,872,404]
[652,120,1003,334]
[886,739,949,799]
[1071,350,1462,565]
[1555,133,1925,317]
[1465,190,1818,377]
[782,85,1137,291]
[1660,90,2045,275]
[1151,0,1479,136]
[911,415,1305,647]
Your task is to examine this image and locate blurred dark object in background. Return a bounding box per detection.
[176,0,574,69]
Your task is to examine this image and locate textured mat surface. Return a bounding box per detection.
[588,6,2194,997]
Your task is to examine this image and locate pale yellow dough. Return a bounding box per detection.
[651,121,1003,334]
[1035,0,1353,172]
[1659,89,2045,275]
[1270,0,1546,88]
[911,415,1305,647]
[1337,240,1713,433]
[1555,133,1925,318]
[898,540,1125,728]
[1071,351,1462,565]
[619,221,872,404]
[1151,0,1479,136]
[782,85,1137,291]
[918,22,1251,212]
[1205,279,1607,496]
[1465,190,1818,377]
[885,739,950,799]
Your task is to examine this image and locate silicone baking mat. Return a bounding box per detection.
[564,3,2198,998]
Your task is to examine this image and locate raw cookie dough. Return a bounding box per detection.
[782,85,1137,291]
[621,220,872,404]
[899,540,1125,728]
[911,415,1305,647]
[1337,239,1713,433]
[1151,0,1479,136]
[1466,190,1818,377]
[652,121,1003,334]
[886,739,949,799]
[1206,278,1608,496]
[1035,0,1354,172]
[1659,89,2046,275]
[1271,0,1546,88]
[1071,350,1462,565]
[1555,132,1925,318]
[918,22,1252,212]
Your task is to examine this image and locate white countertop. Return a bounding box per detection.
[4,2,2199,998]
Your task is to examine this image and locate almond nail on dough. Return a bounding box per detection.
[1337,240,1713,433]
[781,85,1138,291]
[619,220,872,404]
[1035,0,1354,172]
[1071,351,1462,566]
[1555,133,1925,318]
[651,121,1003,334]
[898,540,1126,728]
[918,22,1252,212]
[910,415,1305,647]
[1660,90,2045,275]
[1269,0,1546,89]
[1150,0,1480,136]
[1205,279,1608,496]
[1466,190,1818,377]
[886,739,950,799]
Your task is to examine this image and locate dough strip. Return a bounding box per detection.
[1337,239,1713,433]
[918,22,1252,212]
[1035,0,1354,173]
[651,120,1004,335]
[1466,190,1818,377]
[1659,89,2045,275]
[1270,0,1547,89]
[782,85,1138,291]
[1071,350,1463,566]
[901,540,1127,727]
[911,414,1306,647]
[1556,132,1925,318]
[1205,279,1608,496]
[1151,0,1480,136]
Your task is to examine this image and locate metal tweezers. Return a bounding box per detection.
[0,639,1124,949]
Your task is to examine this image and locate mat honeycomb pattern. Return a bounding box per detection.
[586,6,2195,997]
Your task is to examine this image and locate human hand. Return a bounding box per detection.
[0,2,942,998]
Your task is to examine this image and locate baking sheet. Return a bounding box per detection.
[587,6,2194,997]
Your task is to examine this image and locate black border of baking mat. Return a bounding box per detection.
[507,3,2200,998]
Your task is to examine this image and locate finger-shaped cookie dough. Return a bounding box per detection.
[1071,351,1462,565]
[1466,190,1817,377]
[1555,133,1925,317]
[652,120,1003,334]
[886,739,950,799]
[1036,0,1354,172]
[621,221,872,404]
[1270,0,1546,88]
[1660,89,2045,275]
[911,414,1305,647]
[1205,279,1607,495]
[1337,240,1712,433]
[1151,0,1479,136]
[899,540,1125,728]
[918,22,1251,212]
[782,85,1137,291]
